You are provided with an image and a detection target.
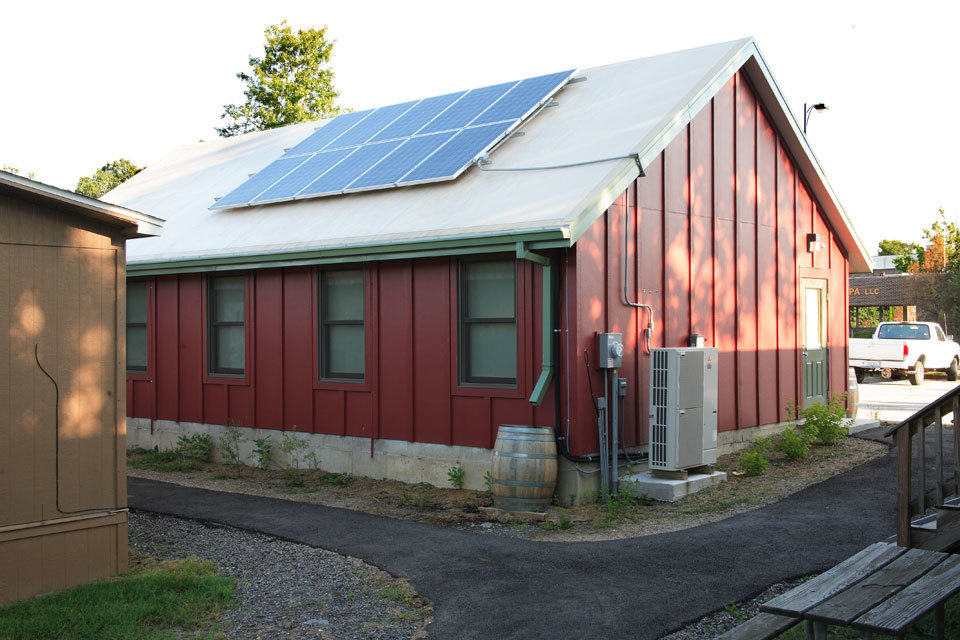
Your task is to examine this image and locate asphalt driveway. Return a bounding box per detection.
[128,431,904,640]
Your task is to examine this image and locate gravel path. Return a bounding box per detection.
[128,512,430,639]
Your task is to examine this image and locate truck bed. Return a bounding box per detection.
[849,337,905,363]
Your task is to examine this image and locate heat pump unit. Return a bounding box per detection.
[648,347,719,471]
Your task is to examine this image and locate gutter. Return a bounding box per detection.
[516,242,554,406]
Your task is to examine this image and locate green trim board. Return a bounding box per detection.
[127,231,572,275]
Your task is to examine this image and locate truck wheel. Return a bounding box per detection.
[909,360,925,386]
[949,357,959,382]
[855,368,866,383]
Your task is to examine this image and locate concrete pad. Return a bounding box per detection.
[848,418,882,435]
[619,469,727,502]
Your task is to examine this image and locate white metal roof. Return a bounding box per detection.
[110,38,870,272]
[0,169,163,238]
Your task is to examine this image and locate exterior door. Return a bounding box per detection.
[801,278,828,407]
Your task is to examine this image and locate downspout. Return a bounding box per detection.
[516,242,554,406]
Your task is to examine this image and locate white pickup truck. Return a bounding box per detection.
[850,322,960,385]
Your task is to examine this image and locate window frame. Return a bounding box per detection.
[206,274,247,377]
[457,257,519,388]
[318,267,366,382]
[126,279,149,375]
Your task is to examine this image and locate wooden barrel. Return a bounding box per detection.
[491,425,557,513]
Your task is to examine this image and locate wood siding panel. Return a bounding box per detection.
[282,269,313,431]
[155,278,179,420]
[412,260,451,444]
[254,270,283,428]
[777,142,799,417]
[177,276,203,422]
[378,262,414,441]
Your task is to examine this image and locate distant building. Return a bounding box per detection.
[849,254,931,336]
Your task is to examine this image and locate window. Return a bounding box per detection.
[458,259,517,385]
[877,323,930,340]
[937,326,946,342]
[207,276,246,376]
[319,269,365,380]
[126,280,148,373]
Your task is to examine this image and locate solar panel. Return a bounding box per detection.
[212,68,575,209]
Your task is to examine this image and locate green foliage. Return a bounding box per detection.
[316,471,351,486]
[217,424,243,467]
[305,450,321,470]
[253,437,272,469]
[739,437,770,476]
[775,426,812,460]
[0,556,234,639]
[175,433,214,462]
[800,393,851,445]
[217,21,345,137]
[277,428,309,469]
[376,583,410,603]
[1,165,38,181]
[483,470,492,491]
[127,447,203,472]
[75,159,143,198]
[447,466,465,489]
[557,512,572,529]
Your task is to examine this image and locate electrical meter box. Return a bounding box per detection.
[597,332,624,369]
[648,347,719,470]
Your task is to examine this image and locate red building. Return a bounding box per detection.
[111,39,870,494]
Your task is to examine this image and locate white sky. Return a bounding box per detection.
[2,0,957,254]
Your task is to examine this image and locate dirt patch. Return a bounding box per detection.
[128,436,887,543]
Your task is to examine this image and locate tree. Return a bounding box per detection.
[877,239,922,272]
[75,159,143,199]
[2,165,38,181]
[904,209,960,333]
[217,21,345,137]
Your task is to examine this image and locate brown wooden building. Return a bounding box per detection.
[0,171,161,603]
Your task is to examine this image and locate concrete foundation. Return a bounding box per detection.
[620,469,728,502]
[127,418,494,491]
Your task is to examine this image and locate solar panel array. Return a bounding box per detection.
[212,69,575,209]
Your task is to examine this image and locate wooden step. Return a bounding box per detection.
[940,496,960,510]
[911,514,938,531]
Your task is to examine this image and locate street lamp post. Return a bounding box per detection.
[803,102,828,134]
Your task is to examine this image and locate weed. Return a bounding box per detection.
[538,521,556,531]
[347,591,356,601]
[739,437,770,476]
[568,493,577,506]
[723,603,747,621]
[175,434,214,462]
[283,469,305,489]
[217,424,243,467]
[775,426,812,460]
[483,470,492,491]
[558,512,572,529]
[447,466,465,489]
[316,471,351,486]
[510,521,529,533]
[305,451,321,470]
[128,449,203,472]
[376,584,408,602]
[253,437,272,469]
[278,428,310,469]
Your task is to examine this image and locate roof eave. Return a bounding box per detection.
[0,170,164,238]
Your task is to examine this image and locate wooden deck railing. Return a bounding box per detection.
[884,385,960,548]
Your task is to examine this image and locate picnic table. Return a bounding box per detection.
[758,542,960,639]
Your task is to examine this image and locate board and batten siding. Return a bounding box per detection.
[127,258,557,449]
[567,70,849,455]
[0,192,127,603]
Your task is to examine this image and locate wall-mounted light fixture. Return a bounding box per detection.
[807,232,823,253]
[803,102,828,134]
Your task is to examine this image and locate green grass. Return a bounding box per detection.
[776,595,960,638]
[128,448,205,472]
[0,556,235,640]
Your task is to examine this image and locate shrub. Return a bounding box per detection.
[278,428,309,469]
[739,437,770,476]
[175,434,214,462]
[217,424,243,466]
[447,466,465,489]
[801,393,851,445]
[253,437,272,469]
[775,426,812,460]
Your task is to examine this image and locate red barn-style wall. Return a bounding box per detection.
[564,71,848,455]
[128,259,557,451]
[127,71,849,460]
